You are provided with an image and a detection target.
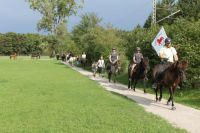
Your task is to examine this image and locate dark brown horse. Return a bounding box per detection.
[31,53,40,59]
[10,52,17,60]
[128,57,149,93]
[153,60,188,110]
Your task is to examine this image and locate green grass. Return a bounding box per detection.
[116,71,200,110]
[0,57,186,133]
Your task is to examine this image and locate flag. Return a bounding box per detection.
[151,26,168,55]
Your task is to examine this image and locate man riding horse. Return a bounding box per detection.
[109,48,119,71]
[152,38,179,89]
[107,48,119,82]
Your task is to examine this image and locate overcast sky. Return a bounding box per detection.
[0,0,152,33]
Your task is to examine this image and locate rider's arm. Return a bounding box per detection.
[171,47,178,61]
[109,54,112,63]
[133,54,136,63]
[159,48,164,59]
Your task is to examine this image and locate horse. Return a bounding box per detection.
[153,60,188,110]
[31,53,40,59]
[107,61,119,83]
[128,57,149,93]
[68,56,76,66]
[10,52,17,60]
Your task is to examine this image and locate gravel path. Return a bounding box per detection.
[64,63,200,133]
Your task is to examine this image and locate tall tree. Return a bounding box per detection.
[26,0,83,34]
[26,0,83,56]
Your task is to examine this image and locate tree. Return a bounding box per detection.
[178,0,200,21]
[26,0,83,34]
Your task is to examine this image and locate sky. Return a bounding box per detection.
[0,0,152,34]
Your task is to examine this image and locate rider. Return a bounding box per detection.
[152,37,179,88]
[159,38,178,63]
[109,48,119,71]
[81,52,86,60]
[97,56,105,76]
[131,47,143,72]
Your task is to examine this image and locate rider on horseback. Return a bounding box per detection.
[130,47,143,75]
[109,48,119,72]
[159,38,178,63]
[152,37,179,88]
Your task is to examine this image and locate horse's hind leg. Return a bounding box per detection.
[113,73,116,83]
[108,72,111,82]
[154,87,159,101]
[133,80,137,91]
[143,78,147,93]
[159,85,163,101]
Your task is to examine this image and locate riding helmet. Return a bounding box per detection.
[136,47,141,51]
[165,38,171,44]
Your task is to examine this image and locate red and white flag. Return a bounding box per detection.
[151,26,168,55]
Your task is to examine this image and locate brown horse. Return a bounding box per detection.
[10,52,17,60]
[153,60,188,110]
[31,53,40,59]
[128,57,149,93]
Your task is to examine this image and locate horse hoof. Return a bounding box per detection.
[156,98,158,102]
[172,106,176,110]
[166,102,170,106]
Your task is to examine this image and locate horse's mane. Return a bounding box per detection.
[162,60,188,86]
[167,60,188,72]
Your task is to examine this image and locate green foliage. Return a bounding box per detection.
[26,0,82,34]
[72,13,124,66]
[178,0,200,21]
[0,33,43,55]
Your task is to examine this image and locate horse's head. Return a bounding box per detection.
[141,57,149,70]
[171,60,188,71]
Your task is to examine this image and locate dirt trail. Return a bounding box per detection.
[64,63,200,133]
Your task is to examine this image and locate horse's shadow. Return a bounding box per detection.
[100,81,171,110]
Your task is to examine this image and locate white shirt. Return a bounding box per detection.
[82,54,86,59]
[97,59,105,68]
[159,46,177,62]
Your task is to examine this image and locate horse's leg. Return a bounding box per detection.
[133,79,137,91]
[155,86,159,101]
[143,78,147,93]
[113,73,116,83]
[128,78,131,89]
[167,87,172,105]
[108,72,111,82]
[159,85,163,101]
[171,87,176,110]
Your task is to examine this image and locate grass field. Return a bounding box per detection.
[0,57,186,132]
[116,72,200,110]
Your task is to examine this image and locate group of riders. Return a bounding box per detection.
[60,37,180,89]
[108,37,181,88]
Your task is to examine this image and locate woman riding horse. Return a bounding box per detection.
[128,50,149,93]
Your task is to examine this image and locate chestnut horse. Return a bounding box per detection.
[10,52,17,60]
[153,60,188,110]
[128,57,149,93]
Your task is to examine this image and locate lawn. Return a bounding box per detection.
[0,57,186,133]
